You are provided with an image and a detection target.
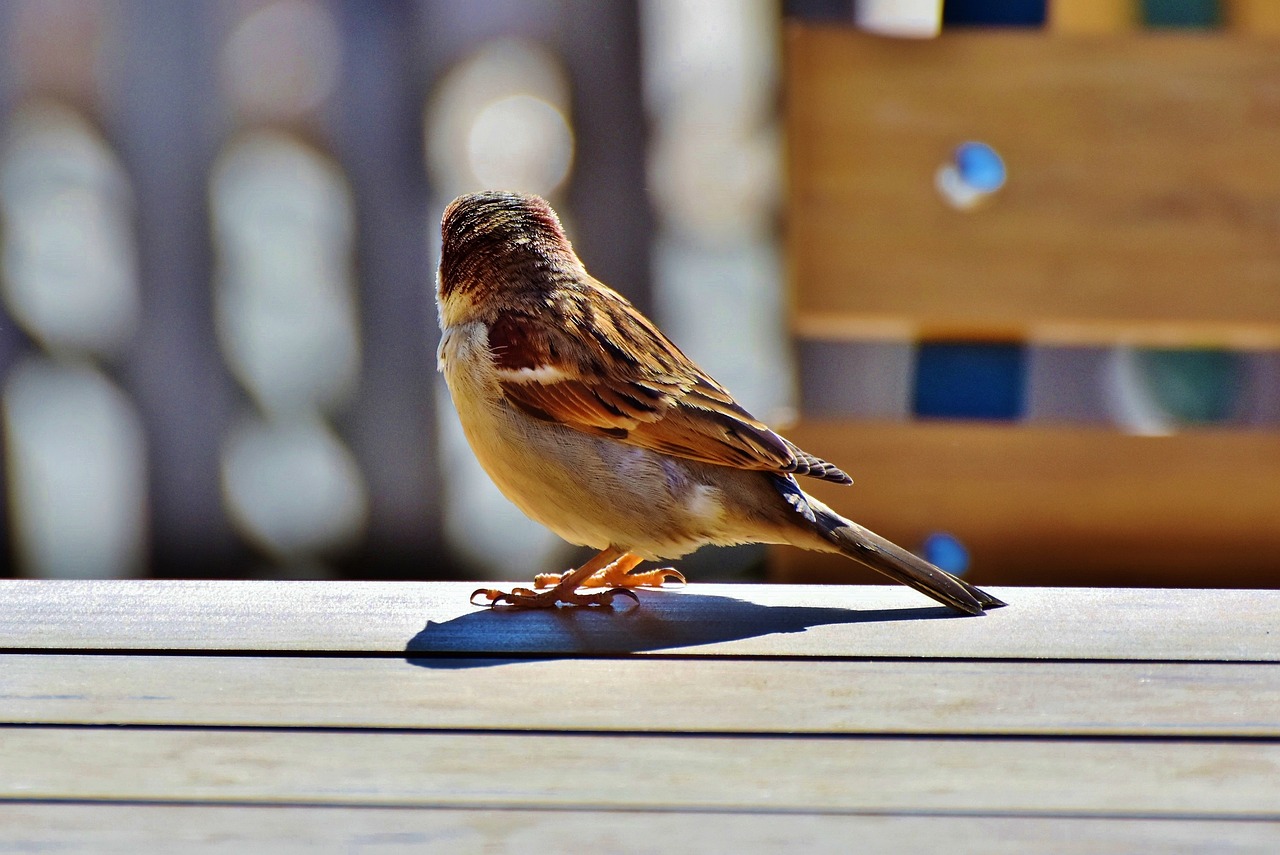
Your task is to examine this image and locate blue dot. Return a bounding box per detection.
[954,142,1006,193]
[923,532,970,576]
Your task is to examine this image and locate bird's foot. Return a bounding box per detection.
[534,558,685,590]
[610,566,685,587]
[470,584,638,609]
[469,547,662,610]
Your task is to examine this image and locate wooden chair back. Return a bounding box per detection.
[775,24,1280,587]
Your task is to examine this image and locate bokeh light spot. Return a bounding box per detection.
[936,140,1006,210]
[221,0,341,121]
[467,94,573,195]
[923,532,970,576]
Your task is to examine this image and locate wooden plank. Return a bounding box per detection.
[3,655,1278,736]
[3,580,1279,661]
[795,313,1280,350]
[772,421,1280,586]
[4,728,1278,816]
[786,28,1280,345]
[4,803,1276,855]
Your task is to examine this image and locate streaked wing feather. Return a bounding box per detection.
[488,297,852,484]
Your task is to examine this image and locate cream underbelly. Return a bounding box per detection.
[463,401,731,557]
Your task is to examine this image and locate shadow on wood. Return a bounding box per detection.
[403,589,970,668]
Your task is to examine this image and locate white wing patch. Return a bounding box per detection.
[494,364,570,383]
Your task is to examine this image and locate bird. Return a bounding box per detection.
[435,190,1006,615]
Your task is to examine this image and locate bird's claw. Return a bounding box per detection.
[469,587,534,607]
[470,585,640,609]
[638,567,686,587]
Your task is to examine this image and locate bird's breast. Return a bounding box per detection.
[436,320,805,559]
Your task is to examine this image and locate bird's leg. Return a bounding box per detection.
[471,546,640,609]
[534,552,685,590]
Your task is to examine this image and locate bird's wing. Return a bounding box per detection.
[485,287,851,484]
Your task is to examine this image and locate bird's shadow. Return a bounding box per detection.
[403,590,963,669]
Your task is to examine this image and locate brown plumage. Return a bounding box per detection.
[436,190,1005,615]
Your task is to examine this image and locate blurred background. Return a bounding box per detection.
[0,0,1276,585]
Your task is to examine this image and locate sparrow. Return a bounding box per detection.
[436,190,1005,615]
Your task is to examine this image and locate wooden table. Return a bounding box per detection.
[2,580,1278,852]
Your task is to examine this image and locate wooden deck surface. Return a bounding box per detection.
[2,580,1278,852]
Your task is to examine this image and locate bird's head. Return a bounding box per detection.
[437,191,582,322]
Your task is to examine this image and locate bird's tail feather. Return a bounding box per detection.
[818,511,1005,616]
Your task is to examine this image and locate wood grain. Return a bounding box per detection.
[4,728,1278,816]
[3,803,1276,855]
[4,580,1279,661]
[786,28,1280,347]
[3,654,1277,736]
[3,579,1277,847]
[771,421,1280,585]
